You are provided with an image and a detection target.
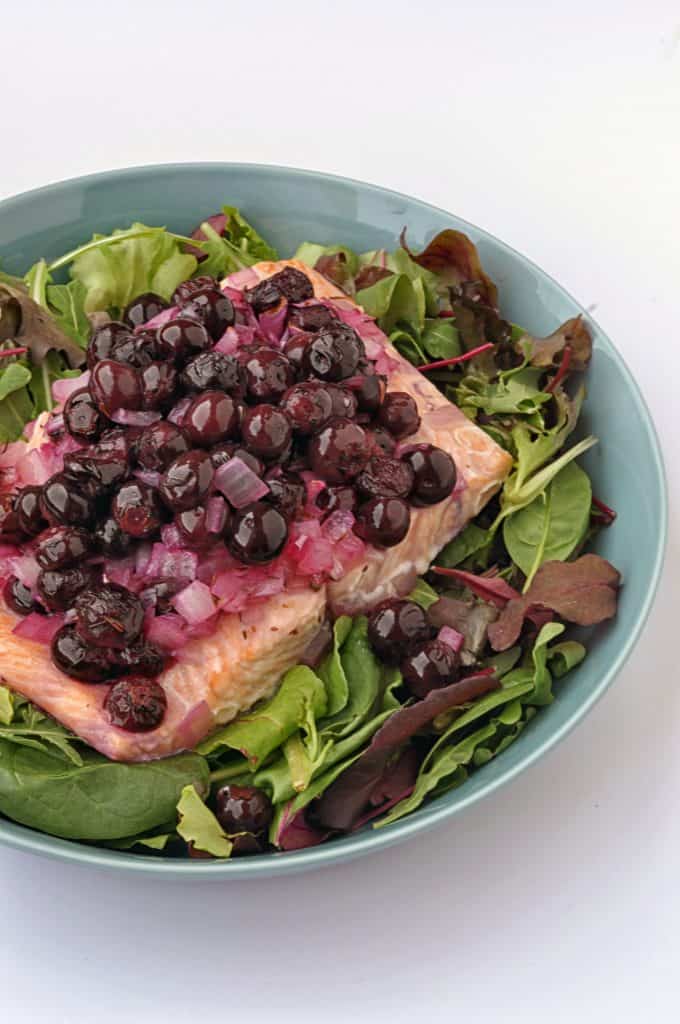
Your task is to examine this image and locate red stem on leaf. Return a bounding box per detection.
[591,495,617,525]
[438,310,455,319]
[417,342,495,373]
[544,345,572,393]
[0,347,28,359]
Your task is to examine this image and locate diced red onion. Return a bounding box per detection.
[214,327,239,355]
[145,543,198,583]
[110,409,162,427]
[136,306,179,331]
[160,523,183,549]
[437,625,465,654]
[173,580,216,624]
[225,267,259,289]
[0,441,26,468]
[13,612,64,645]
[8,555,40,588]
[52,371,90,406]
[146,612,188,653]
[206,496,228,534]
[15,445,62,487]
[214,457,269,508]
[134,468,162,489]
[134,542,153,576]
[167,396,191,425]
[46,413,65,436]
[322,510,354,544]
[257,300,289,344]
[0,543,20,559]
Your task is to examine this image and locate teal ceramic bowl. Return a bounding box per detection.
[0,165,667,878]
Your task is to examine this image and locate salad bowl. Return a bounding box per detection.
[0,164,666,877]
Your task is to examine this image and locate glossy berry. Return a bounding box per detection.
[63,448,128,492]
[378,391,421,438]
[36,527,91,570]
[14,486,47,536]
[104,677,167,732]
[269,267,314,303]
[214,784,273,835]
[401,445,457,505]
[159,450,213,512]
[369,427,397,456]
[315,485,358,517]
[349,371,385,413]
[280,382,334,434]
[63,388,104,441]
[356,456,414,500]
[108,641,165,677]
[3,576,37,616]
[401,639,460,699]
[182,390,239,446]
[0,494,22,542]
[283,331,312,368]
[122,292,168,329]
[137,422,190,471]
[111,481,162,538]
[111,332,157,368]
[228,501,288,564]
[181,351,245,395]
[354,496,411,547]
[176,504,228,546]
[326,385,359,420]
[156,317,212,362]
[245,278,283,315]
[87,321,131,370]
[241,405,292,461]
[308,418,370,484]
[181,288,235,340]
[367,599,432,663]
[240,347,295,403]
[90,359,142,416]
[51,625,111,682]
[265,471,305,520]
[140,362,178,410]
[37,567,96,612]
[40,474,94,527]
[210,443,265,477]
[94,516,133,557]
[75,584,144,649]
[172,275,218,306]
[288,304,337,332]
[302,323,364,382]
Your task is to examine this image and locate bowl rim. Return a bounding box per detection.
[0,162,668,878]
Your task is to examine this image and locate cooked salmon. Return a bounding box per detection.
[0,260,511,761]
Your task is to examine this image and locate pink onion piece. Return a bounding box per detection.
[206,495,228,535]
[437,625,465,653]
[145,543,198,583]
[8,555,40,589]
[15,445,63,488]
[110,409,162,427]
[167,396,191,425]
[52,371,90,406]
[214,327,239,355]
[172,580,216,624]
[134,468,162,489]
[146,612,188,653]
[13,612,64,645]
[225,266,259,289]
[214,456,269,508]
[257,299,289,344]
[136,306,179,332]
[46,413,65,436]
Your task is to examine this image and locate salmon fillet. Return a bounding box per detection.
[0,259,511,762]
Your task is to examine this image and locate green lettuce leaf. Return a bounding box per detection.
[319,617,382,738]
[318,615,352,716]
[176,784,231,857]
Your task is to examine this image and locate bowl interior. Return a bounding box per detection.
[0,164,666,877]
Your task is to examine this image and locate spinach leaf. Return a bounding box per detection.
[46,280,90,347]
[0,362,33,441]
[356,274,423,334]
[197,665,327,766]
[408,578,440,609]
[318,615,352,715]
[503,461,592,582]
[319,617,381,738]
[0,744,208,840]
[420,319,461,360]
[389,324,428,366]
[437,522,492,570]
[176,784,231,857]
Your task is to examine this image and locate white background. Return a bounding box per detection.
[1,2,678,1021]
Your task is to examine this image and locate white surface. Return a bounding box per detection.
[1,2,678,1021]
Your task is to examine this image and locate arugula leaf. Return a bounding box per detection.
[46,280,90,347]
[197,665,327,766]
[318,615,352,716]
[503,461,592,583]
[0,700,83,765]
[176,784,231,857]
[221,206,277,262]
[70,223,197,313]
[456,367,552,417]
[0,743,208,840]
[472,700,537,766]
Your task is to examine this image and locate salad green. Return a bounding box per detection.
[0,205,619,859]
